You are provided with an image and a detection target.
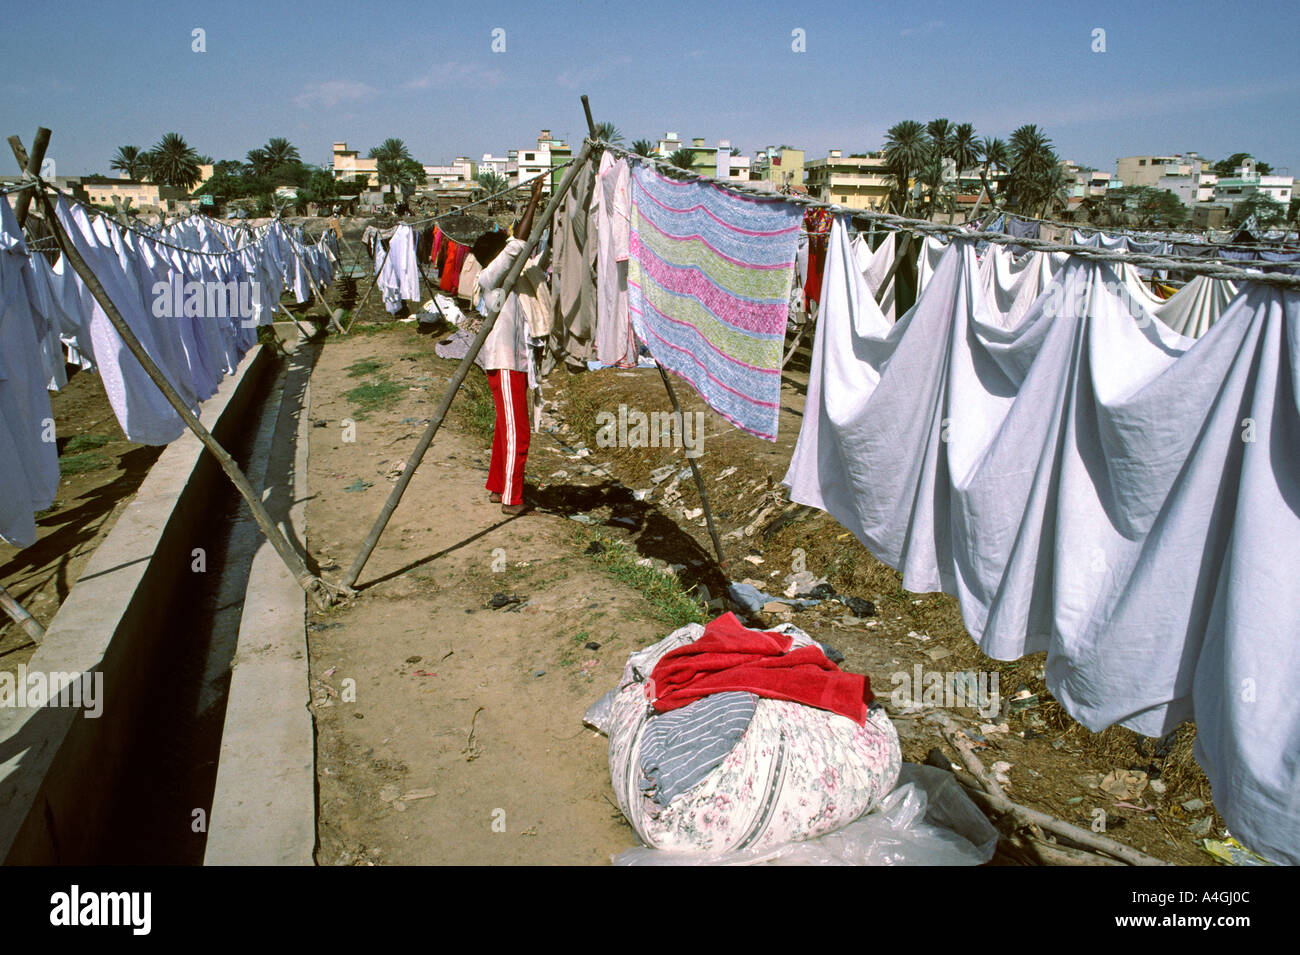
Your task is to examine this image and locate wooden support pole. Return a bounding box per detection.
[9,127,49,228]
[929,713,1172,867]
[873,230,912,306]
[0,582,45,645]
[276,216,345,334]
[342,138,597,590]
[37,185,339,611]
[581,96,725,567]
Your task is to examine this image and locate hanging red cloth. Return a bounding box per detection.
[647,612,873,724]
[439,240,465,292]
[431,225,444,264]
[802,207,832,306]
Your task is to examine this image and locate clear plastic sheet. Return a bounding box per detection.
[612,764,998,866]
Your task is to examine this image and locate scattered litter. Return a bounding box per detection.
[405,656,421,664]
[1149,779,1167,795]
[550,469,571,479]
[1008,691,1039,713]
[649,465,676,484]
[925,647,951,662]
[1188,816,1213,838]
[906,630,930,642]
[487,592,526,610]
[378,786,400,803]
[1201,837,1275,866]
[743,555,764,565]
[569,513,598,525]
[1181,798,1206,812]
[533,669,545,678]
[838,595,876,617]
[683,507,703,520]
[717,466,737,479]
[584,641,601,651]
[1114,800,1155,812]
[323,666,336,678]
[1100,769,1148,801]
[1066,796,1084,805]
[401,788,437,802]
[632,488,653,501]
[344,479,373,492]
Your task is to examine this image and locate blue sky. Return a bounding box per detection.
[2,0,1296,178]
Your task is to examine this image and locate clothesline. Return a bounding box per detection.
[395,160,578,229]
[591,140,1300,290]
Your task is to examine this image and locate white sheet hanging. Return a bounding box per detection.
[786,217,1300,865]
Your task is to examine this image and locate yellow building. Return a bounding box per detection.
[805,150,892,210]
[331,141,380,187]
[755,147,804,188]
[80,177,190,212]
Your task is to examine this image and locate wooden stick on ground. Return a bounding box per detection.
[36,183,339,611]
[341,137,599,591]
[927,712,1172,866]
[0,582,45,644]
[581,95,727,568]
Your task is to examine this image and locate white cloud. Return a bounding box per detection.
[405,62,504,91]
[293,80,377,109]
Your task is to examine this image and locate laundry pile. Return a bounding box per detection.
[0,197,337,549]
[785,216,1300,865]
[591,613,901,855]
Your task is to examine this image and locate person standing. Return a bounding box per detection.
[473,174,546,515]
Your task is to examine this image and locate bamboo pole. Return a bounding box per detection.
[581,94,726,567]
[0,582,45,644]
[36,185,339,611]
[342,138,597,590]
[9,127,49,228]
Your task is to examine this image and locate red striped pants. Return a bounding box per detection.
[485,369,530,506]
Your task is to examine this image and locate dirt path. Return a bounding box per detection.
[306,326,676,864]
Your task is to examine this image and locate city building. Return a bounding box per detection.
[330,142,379,187]
[752,147,805,188]
[1115,153,1207,190]
[1212,157,1293,211]
[422,157,476,184]
[79,175,191,213]
[805,150,892,210]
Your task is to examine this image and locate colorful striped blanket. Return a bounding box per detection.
[628,164,800,440]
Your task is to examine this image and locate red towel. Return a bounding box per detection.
[439,241,463,292]
[648,613,872,724]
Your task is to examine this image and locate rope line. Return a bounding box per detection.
[591,140,1300,289]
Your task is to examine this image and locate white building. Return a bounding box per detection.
[479,153,510,180]
[1212,158,1293,211]
[422,157,476,184]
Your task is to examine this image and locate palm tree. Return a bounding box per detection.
[950,124,979,180]
[263,137,300,168]
[245,148,271,176]
[666,148,697,174]
[978,137,1009,211]
[369,138,418,197]
[1006,124,1057,214]
[925,119,953,159]
[631,139,656,157]
[148,133,202,189]
[593,121,624,146]
[476,170,509,212]
[883,120,929,214]
[110,145,148,180]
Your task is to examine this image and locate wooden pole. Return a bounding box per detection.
[581,95,725,566]
[276,216,345,333]
[873,230,912,306]
[342,138,597,590]
[37,185,339,611]
[9,127,49,228]
[0,582,45,645]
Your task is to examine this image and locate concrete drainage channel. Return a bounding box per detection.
[0,329,316,865]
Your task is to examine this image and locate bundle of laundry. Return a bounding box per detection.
[593,613,900,855]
